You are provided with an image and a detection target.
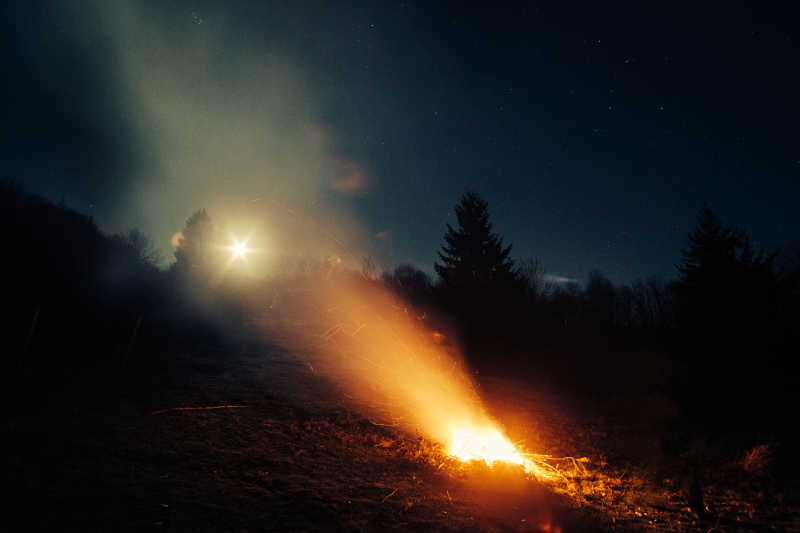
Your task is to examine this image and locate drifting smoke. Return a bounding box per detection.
[57,1,373,267]
[258,275,496,446]
[252,274,589,488]
[57,2,520,456]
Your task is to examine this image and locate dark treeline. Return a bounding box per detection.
[383,192,681,333]
[4,180,799,483]
[385,194,799,338]
[382,191,800,481]
[0,181,247,410]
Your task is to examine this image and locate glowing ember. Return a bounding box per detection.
[448,426,557,481]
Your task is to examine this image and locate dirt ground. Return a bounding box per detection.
[3,345,797,532]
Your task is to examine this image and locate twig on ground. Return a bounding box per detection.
[382,488,398,502]
[150,405,248,415]
[368,418,397,427]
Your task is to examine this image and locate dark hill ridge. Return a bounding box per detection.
[2,181,797,530]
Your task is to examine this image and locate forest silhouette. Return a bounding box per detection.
[3,180,799,491]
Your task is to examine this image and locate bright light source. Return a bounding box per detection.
[448,425,561,481]
[230,239,250,259]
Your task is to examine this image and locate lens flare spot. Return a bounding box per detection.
[230,240,250,259]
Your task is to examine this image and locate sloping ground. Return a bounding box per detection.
[3,347,797,532]
[479,376,799,532]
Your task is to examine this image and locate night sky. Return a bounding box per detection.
[3,1,799,284]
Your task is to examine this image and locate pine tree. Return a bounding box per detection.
[674,203,778,331]
[173,208,216,277]
[677,204,744,285]
[435,191,518,291]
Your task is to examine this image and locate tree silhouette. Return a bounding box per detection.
[383,264,432,305]
[518,256,545,309]
[677,204,745,283]
[435,191,518,291]
[173,209,216,278]
[670,204,787,440]
[673,203,778,333]
[584,270,616,328]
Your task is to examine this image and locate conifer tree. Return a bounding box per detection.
[173,208,216,277]
[674,203,778,331]
[435,191,518,290]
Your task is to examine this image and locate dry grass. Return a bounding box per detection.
[3,348,797,532]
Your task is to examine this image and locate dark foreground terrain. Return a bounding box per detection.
[3,345,798,532]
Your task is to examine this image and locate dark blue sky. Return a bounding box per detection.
[3,1,799,284]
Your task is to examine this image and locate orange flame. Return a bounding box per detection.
[447,425,558,481]
[256,276,567,482]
